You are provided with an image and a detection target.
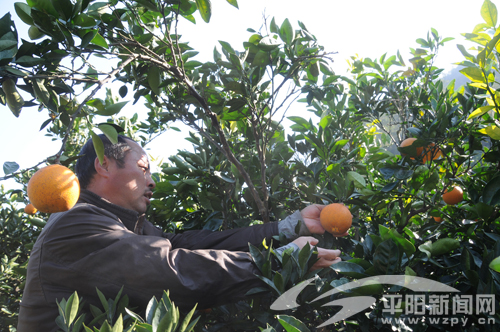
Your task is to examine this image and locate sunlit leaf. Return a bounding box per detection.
[490,256,500,272]
[226,0,238,8]
[279,18,294,45]
[479,125,500,140]
[481,0,498,28]
[468,105,495,120]
[195,0,211,23]
[460,67,485,83]
[277,315,310,332]
[91,33,108,49]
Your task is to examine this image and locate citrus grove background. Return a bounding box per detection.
[1,0,500,331]
[0,0,483,185]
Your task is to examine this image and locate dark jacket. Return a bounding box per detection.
[17,190,279,332]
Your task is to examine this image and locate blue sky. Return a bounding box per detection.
[0,0,485,188]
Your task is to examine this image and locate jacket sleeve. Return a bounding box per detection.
[162,222,279,251]
[40,205,266,311]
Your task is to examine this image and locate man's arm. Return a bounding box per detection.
[163,222,278,251]
[38,206,267,311]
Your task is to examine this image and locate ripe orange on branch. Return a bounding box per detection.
[24,203,37,215]
[400,138,423,159]
[320,203,352,236]
[400,138,442,162]
[422,143,443,162]
[27,164,80,213]
[442,186,463,205]
[432,216,442,223]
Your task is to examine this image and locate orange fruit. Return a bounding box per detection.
[27,164,80,213]
[422,143,442,162]
[320,203,352,236]
[432,216,442,223]
[24,203,37,215]
[400,138,423,159]
[442,186,463,205]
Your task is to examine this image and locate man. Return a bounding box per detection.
[17,135,343,331]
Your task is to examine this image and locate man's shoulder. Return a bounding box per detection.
[47,202,122,227]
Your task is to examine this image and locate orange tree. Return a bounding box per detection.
[1,0,500,331]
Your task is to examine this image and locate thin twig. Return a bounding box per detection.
[53,55,138,163]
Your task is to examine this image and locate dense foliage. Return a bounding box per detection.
[1,0,499,331]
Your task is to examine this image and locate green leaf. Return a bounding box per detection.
[482,0,498,27]
[97,123,118,144]
[27,0,59,17]
[91,130,105,165]
[224,81,245,94]
[431,238,460,256]
[195,0,211,23]
[468,105,495,120]
[225,0,238,8]
[330,261,367,278]
[388,229,416,257]
[460,67,485,83]
[3,161,19,175]
[270,17,279,34]
[298,242,311,272]
[257,36,280,51]
[489,256,500,272]
[419,240,432,258]
[218,40,235,55]
[178,303,197,332]
[111,315,123,332]
[81,30,97,48]
[277,315,310,332]
[16,55,44,66]
[483,175,500,205]
[252,50,270,67]
[51,0,74,21]
[457,44,475,61]
[28,26,45,40]
[14,2,33,25]
[73,13,96,28]
[279,18,294,45]
[99,321,112,332]
[91,32,108,48]
[308,62,319,77]
[479,125,500,140]
[65,291,79,326]
[148,66,161,95]
[347,171,366,188]
[99,101,128,116]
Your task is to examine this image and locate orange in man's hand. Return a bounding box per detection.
[27,164,80,213]
[320,203,352,236]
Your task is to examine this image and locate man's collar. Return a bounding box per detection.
[78,189,144,232]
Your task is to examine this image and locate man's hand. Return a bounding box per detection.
[300,204,349,236]
[292,236,342,271]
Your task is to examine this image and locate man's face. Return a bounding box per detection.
[107,141,155,213]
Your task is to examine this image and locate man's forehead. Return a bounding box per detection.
[128,142,148,162]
